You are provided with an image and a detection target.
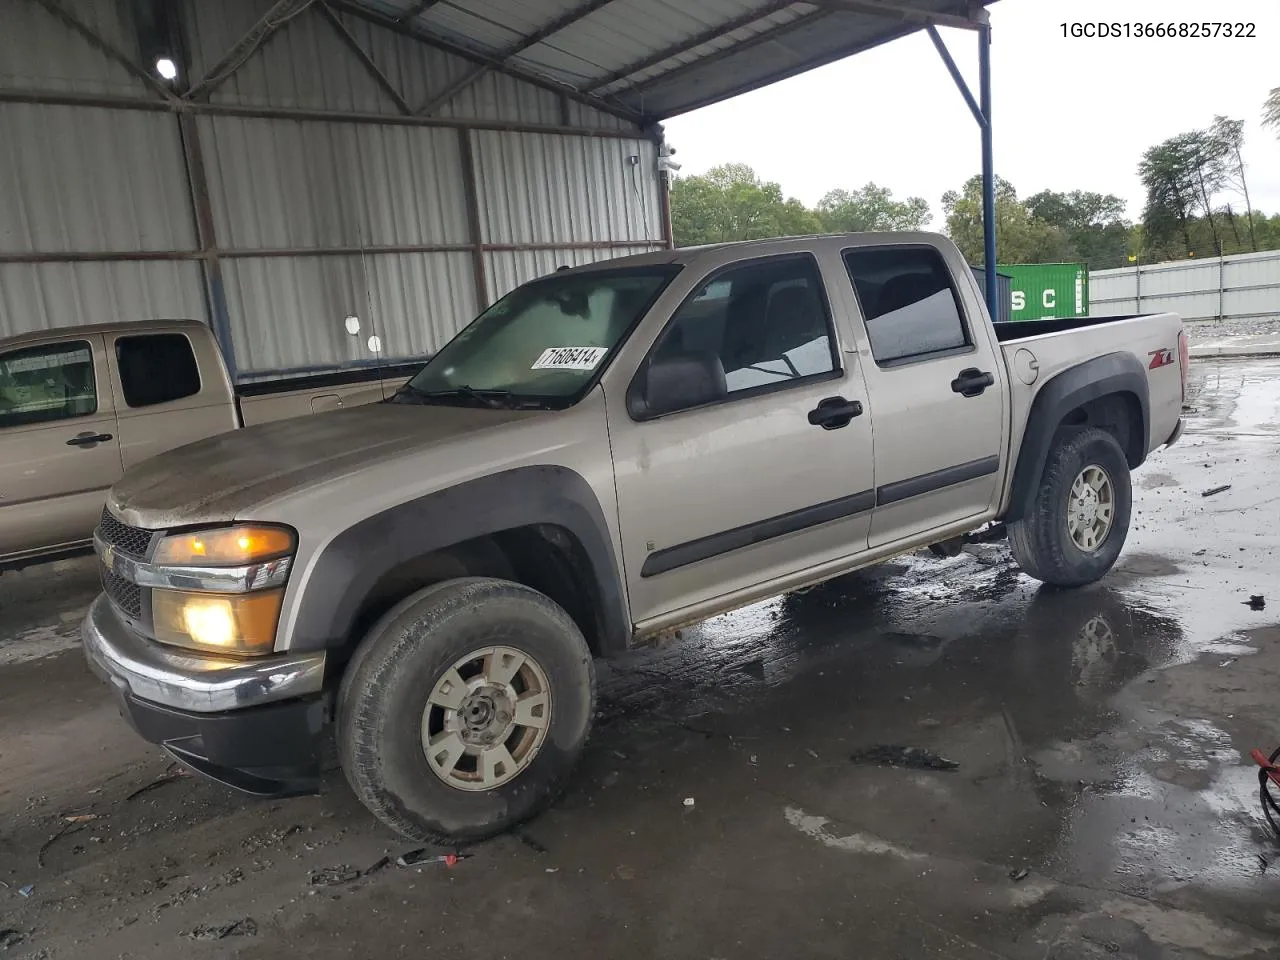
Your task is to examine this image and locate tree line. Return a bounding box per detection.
[670,87,1280,269]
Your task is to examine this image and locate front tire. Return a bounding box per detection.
[1008,427,1132,587]
[337,578,595,843]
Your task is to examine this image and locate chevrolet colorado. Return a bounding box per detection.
[82,233,1186,841]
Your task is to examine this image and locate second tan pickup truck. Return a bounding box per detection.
[0,319,412,571]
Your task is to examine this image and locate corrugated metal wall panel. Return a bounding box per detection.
[364,251,480,357]
[474,133,661,245]
[484,246,655,303]
[223,252,476,373]
[0,103,194,254]
[223,255,373,373]
[0,260,207,336]
[197,115,469,249]
[1089,251,1280,322]
[0,0,151,95]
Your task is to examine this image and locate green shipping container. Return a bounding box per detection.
[997,263,1089,321]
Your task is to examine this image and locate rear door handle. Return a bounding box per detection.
[950,368,995,398]
[807,396,864,430]
[66,432,112,447]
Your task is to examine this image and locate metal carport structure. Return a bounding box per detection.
[1,0,998,380]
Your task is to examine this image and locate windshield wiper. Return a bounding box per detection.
[395,383,511,409]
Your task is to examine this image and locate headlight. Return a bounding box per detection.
[152,589,285,655]
[154,525,294,566]
[145,524,296,657]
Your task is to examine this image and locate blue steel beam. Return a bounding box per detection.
[979,23,996,323]
[926,23,998,322]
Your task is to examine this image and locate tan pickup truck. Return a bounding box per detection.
[0,319,412,571]
[82,233,1187,842]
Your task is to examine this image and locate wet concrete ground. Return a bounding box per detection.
[2,358,1279,959]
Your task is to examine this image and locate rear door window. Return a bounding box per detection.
[0,341,98,428]
[115,333,201,408]
[842,246,971,366]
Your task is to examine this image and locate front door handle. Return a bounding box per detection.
[66,432,113,447]
[807,396,864,430]
[951,368,995,398]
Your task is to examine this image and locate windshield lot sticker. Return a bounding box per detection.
[531,346,609,371]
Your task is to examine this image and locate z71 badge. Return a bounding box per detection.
[1148,348,1175,369]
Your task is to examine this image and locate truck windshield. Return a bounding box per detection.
[401,265,680,408]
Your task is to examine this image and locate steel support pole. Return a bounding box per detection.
[979,23,996,324]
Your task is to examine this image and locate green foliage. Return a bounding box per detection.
[1264,87,1280,135]
[815,183,930,232]
[941,175,1073,265]
[669,164,821,246]
[1026,189,1131,269]
[669,166,927,247]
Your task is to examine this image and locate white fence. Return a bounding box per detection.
[1089,249,1280,322]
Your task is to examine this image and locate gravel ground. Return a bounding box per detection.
[1183,316,1280,344]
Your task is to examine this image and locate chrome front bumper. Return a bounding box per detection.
[82,594,326,714]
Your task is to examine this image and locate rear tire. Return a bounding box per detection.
[337,577,595,843]
[1008,427,1131,587]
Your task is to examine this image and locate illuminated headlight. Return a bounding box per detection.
[152,588,285,655]
[146,524,295,656]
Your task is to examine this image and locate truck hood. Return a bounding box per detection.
[109,402,536,528]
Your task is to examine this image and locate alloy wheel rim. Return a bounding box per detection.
[1066,465,1115,552]
[421,646,551,792]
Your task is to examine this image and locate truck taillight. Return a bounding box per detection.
[1178,330,1189,402]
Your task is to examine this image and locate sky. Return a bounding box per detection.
[662,0,1280,228]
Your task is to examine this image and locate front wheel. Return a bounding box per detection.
[337,578,595,842]
[1008,427,1132,587]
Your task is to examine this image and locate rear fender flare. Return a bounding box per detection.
[1003,352,1149,523]
[285,465,630,657]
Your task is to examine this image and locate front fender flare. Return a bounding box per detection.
[285,465,630,656]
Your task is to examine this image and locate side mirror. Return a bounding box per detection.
[629,351,727,419]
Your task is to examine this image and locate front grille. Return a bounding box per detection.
[102,566,143,620]
[97,507,154,558]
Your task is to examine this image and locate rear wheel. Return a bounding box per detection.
[338,578,595,842]
[1008,427,1132,587]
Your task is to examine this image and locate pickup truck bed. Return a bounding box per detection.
[82,232,1186,844]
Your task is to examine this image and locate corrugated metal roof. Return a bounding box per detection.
[345,0,996,119]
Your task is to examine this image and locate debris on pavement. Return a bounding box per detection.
[1008,868,1029,882]
[0,929,25,950]
[36,818,92,867]
[683,797,696,807]
[62,814,98,823]
[17,885,33,898]
[126,764,189,802]
[1220,658,1237,667]
[185,918,258,941]
[514,831,549,854]
[850,745,960,771]
[362,856,392,876]
[396,849,470,868]
[1245,595,1266,610]
[307,866,360,887]
[1201,484,1232,497]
